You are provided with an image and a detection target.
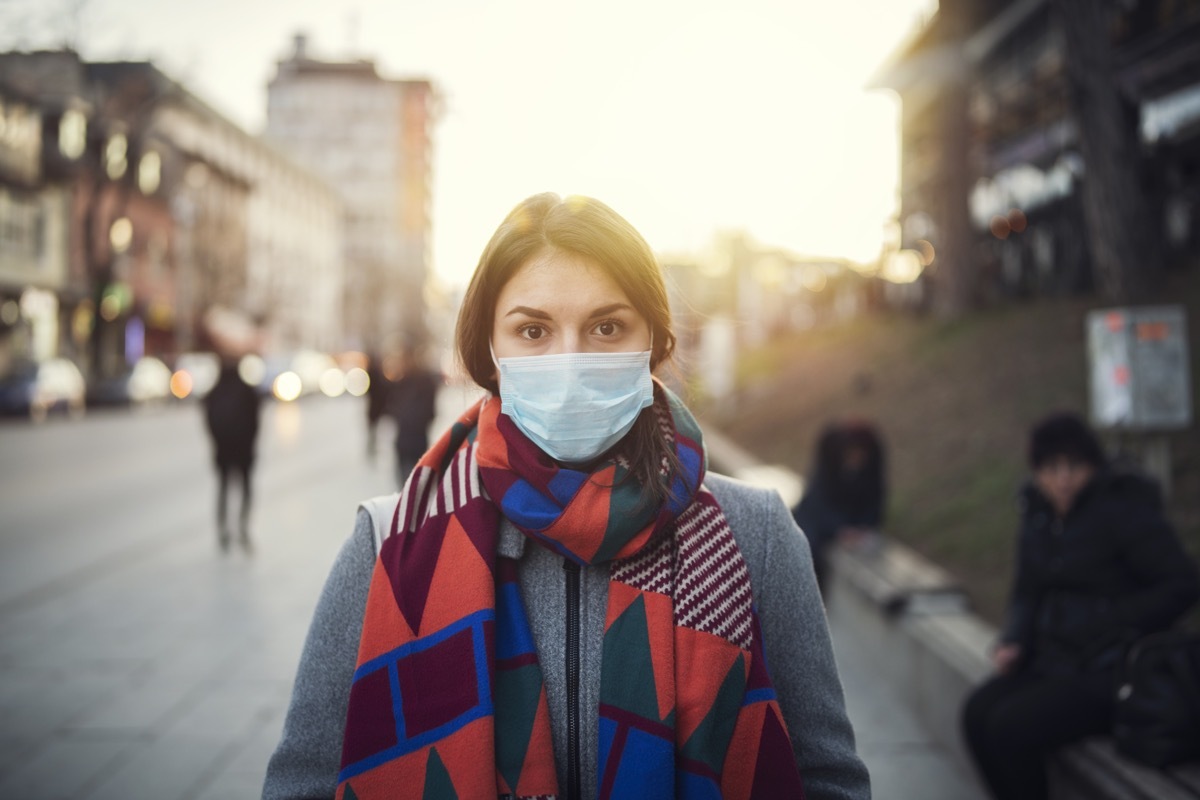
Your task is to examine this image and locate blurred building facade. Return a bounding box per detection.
[875,0,1200,307]
[0,56,80,376]
[265,33,438,352]
[662,233,882,404]
[0,51,343,381]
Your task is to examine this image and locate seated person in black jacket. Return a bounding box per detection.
[962,411,1200,800]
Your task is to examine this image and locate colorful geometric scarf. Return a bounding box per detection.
[337,382,805,799]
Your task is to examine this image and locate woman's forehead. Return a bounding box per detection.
[497,250,631,312]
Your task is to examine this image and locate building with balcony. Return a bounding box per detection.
[0,53,92,373]
[873,0,1200,305]
[0,51,344,382]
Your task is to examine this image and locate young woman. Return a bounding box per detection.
[961,412,1199,800]
[263,193,870,800]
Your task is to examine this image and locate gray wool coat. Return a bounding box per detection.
[262,472,871,800]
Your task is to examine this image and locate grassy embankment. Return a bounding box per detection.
[710,270,1200,626]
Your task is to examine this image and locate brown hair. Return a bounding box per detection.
[455,192,682,500]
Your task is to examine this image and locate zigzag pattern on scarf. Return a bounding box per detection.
[673,492,755,650]
[611,490,754,650]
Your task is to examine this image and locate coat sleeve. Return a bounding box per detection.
[1001,531,1037,648]
[1112,499,1200,633]
[262,511,376,800]
[754,488,873,800]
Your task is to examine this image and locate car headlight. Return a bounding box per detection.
[273,371,303,402]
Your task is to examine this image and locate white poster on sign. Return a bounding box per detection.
[1087,306,1191,430]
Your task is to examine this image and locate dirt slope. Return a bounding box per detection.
[709,270,1200,624]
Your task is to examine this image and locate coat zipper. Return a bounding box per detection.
[563,559,582,800]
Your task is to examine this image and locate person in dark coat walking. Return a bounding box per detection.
[364,351,392,463]
[962,411,1200,800]
[386,344,440,489]
[204,359,262,552]
[791,419,886,596]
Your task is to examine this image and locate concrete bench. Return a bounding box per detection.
[1050,738,1200,800]
[828,537,1200,800]
[830,534,968,617]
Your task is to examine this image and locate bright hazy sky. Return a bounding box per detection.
[3,0,936,288]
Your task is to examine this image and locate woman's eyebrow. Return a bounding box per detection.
[503,302,633,319]
[503,305,550,319]
[587,303,634,318]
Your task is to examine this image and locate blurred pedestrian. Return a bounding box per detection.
[203,358,261,552]
[264,192,869,799]
[791,419,886,597]
[363,351,390,463]
[386,342,439,488]
[961,411,1199,800]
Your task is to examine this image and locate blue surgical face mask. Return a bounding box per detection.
[495,348,654,463]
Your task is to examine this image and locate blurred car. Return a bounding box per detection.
[333,350,368,372]
[87,356,174,408]
[245,353,292,399]
[250,350,343,401]
[0,357,87,422]
[289,349,340,396]
[171,352,221,400]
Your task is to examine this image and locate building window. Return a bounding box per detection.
[105,133,128,180]
[109,217,133,254]
[59,109,87,159]
[138,150,161,194]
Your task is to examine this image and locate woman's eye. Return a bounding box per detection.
[518,325,545,341]
[595,320,619,336]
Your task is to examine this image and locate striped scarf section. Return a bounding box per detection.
[337,381,805,799]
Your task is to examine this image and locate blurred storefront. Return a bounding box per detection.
[0,78,73,373]
[0,51,344,383]
[663,231,882,403]
[874,0,1200,302]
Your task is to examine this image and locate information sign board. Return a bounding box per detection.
[1087,305,1191,430]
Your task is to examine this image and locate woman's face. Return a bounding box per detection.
[491,249,651,360]
[1034,455,1095,516]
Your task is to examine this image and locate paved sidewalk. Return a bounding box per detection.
[830,608,986,799]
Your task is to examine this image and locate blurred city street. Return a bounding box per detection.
[834,620,984,800]
[0,387,460,799]
[0,384,982,799]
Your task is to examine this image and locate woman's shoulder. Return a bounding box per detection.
[706,471,788,515]
[706,473,821,638]
[705,472,798,558]
[358,492,402,553]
